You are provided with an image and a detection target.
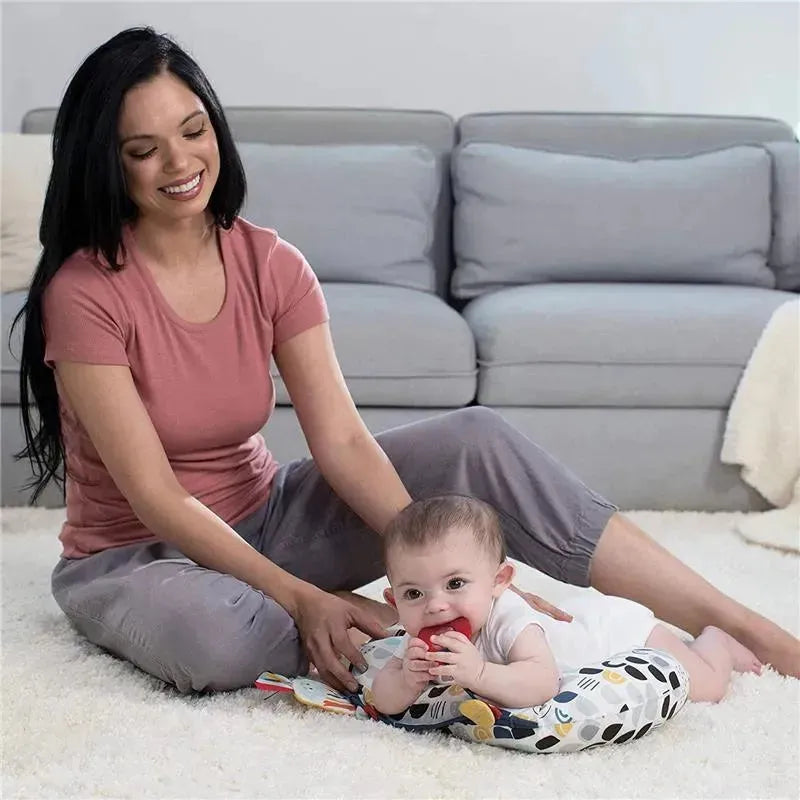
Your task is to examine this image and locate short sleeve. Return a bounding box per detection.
[42,253,130,368]
[493,594,547,661]
[267,238,329,347]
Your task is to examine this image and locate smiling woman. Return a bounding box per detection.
[9,26,799,701]
[115,73,227,323]
[118,81,219,213]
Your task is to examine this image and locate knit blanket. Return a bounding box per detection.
[721,299,800,552]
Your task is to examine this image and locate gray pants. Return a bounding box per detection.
[51,408,616,693]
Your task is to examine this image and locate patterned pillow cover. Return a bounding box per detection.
[256,628,690,754]
[349,631,689,753]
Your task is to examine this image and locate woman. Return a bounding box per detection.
[14,27,798,694]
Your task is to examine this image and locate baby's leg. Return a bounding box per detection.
[646,624,762,703]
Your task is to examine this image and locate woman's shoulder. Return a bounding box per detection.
[45,244,131,317]
[227,217,307,269]
[56,244,113,277]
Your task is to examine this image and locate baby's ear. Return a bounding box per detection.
[493,561,516,596]
[383,587,397,608]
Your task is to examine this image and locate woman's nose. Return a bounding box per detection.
[163,141,190,173]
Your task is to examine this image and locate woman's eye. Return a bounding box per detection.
[127,126,204,160]
[404,589,422,601]
[447,578,465,590]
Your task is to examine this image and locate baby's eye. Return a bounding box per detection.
[447,578,465,590]
[403,588,422,601]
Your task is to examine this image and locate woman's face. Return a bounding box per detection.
[117,71,221,223]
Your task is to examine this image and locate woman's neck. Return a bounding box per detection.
[131,212,216,271]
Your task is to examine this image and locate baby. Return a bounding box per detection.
[370,495,762,715]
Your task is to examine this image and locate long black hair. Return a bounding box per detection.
[11,27,246,502]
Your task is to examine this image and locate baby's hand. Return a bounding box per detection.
[426,632,485,688]
[402,637,434,690]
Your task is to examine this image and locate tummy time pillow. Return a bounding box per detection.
[256,627,690,754]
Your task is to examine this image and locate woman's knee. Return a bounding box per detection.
[441,406,508,442]
[161,593,308,693]
[57,575,307,693]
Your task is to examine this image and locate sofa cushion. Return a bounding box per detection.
[239,144,439,292]
[1,134,51,294]
[271,283,476,407]
[463,283,796,408]
[763,142,800,290]
[451,144,775,298]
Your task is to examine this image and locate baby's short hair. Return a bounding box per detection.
[383,495,506,571]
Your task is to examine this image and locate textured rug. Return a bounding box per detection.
[2,508,798,799]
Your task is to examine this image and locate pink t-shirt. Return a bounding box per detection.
[43,217,329,558]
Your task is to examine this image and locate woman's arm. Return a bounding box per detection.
[274,322,412,534]
[56,362,300,601]
[54,361,384,690]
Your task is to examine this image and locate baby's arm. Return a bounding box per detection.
[370,638,432,715]
[471,624,561,708]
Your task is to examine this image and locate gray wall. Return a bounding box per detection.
[2,1,798,131]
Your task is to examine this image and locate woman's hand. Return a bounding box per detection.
[287,584,387,692]
[510,585,573,622]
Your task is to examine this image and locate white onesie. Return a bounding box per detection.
[396,589,657,674]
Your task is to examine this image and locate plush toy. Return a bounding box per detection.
[255,627,690,754]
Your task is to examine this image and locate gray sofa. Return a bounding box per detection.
[3,109,798,511]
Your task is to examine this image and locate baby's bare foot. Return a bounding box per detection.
[708,626,763,674]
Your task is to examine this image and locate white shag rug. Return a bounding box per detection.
[2,508,798,800]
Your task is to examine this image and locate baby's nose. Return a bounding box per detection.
[425,594,449,612]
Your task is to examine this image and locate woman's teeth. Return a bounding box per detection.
[162,173,201,194]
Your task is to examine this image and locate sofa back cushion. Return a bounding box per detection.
[457,112,795,156]
[239,143,439,292]
[451,143,775,298]
[762,141,800,290]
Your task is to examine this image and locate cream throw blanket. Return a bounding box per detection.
[1,133,52,293]
[721,298,800,552]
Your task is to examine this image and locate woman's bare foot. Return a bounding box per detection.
[706,626,763,674]
[590,513,800,678]
[733,611,799,677]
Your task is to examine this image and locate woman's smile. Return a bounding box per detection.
[159,169,204,200]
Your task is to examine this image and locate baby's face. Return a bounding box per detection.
[386,526,510,639]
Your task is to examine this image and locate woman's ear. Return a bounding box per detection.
[383,587,396,608]
[493,561,516,596]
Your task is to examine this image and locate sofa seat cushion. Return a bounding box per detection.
[272,283,476,407]
[463,283,795,408]
[3,286,477,409]
[1,290,25,404]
